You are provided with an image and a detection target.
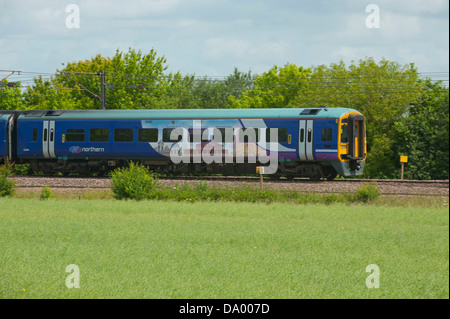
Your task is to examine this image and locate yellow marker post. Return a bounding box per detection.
[400,156,408,180]
[256,166,264,191]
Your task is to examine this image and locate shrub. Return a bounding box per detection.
[110,162,156,200]
[351,183,381,203]
[323,194,346,205]
[40,186,54,200]
[0,161,15,197]
[14,163,32,175]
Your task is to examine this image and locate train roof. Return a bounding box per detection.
[0,111,19,120]
[17,107,361,120]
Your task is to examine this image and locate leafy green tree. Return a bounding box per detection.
[228,64,311,108]
[23,48,172,110]
[0,80,24,110]
[224,67,254,101]
[393,79,449,179]
[23,76,83,110]
[59,48,170,109]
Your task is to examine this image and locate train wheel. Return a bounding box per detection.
[326,171,337,181]
[309,174,321,181]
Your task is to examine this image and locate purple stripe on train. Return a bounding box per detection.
[315,151,338,160]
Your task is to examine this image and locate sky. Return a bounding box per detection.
[0,0,449,82]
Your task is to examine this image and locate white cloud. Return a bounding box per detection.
[201,37,291,73]
[0,0,447,77]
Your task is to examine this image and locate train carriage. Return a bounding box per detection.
[6,107,366,180]
[0,111,17,162]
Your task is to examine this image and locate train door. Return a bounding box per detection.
[42,120,56,158]
[354,120,360,158]
[299,119,314,161]
[7,114,14,160]
[348,114,365,160]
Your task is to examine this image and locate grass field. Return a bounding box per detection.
[0,198,448,299]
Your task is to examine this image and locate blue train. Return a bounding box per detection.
[0,108,366,180]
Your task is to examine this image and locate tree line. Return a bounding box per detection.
[1,48,448,180]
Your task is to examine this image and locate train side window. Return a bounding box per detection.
[90,128,109,142]
[138,128,158,142]
[189,129,208,142]
[32,128,38,142]
[340,125,348,143]
[300,128,304,143]
[321,128,332,142]
[213,128,237,143]
[307,129,312,143]
[66,129,85,142]
[114,129,133,142]
[163,128,182,142]
[212,128,225,143]
[266,128,287,143]
[238,128,259,143]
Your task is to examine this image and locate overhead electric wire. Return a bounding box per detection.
[1,69,448,98]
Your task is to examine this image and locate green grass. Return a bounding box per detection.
[0,198,448,299]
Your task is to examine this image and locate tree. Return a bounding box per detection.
[0,80,24,110]
[22,76,83,110]
[393,79,449,179]
[24,48,171,110]
[228,64,311,108]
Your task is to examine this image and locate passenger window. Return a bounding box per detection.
[189,129,209,142]
[138,128,158,142]
[163,128,182,142]
[321,128,332,142]
[66,134,85,142]
[213,128,226,143]
[341,125,348,143]
[114,129,133,142]
[238,128,259,143]
[66,129,85,142]
[90,128,109,142]
[266,128,287,143]
[32,128,38,142]
[212,128,236,143]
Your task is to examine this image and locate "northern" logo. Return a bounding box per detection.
[69,146,105,153]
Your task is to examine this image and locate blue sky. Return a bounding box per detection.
[0,0,448,80]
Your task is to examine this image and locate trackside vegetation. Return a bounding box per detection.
[108,162,381,204]
[0,161,15,197]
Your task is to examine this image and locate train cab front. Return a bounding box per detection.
[332,111,367,177]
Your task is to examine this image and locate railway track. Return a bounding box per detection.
[10,175,449,196]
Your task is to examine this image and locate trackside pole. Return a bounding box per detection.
[257,166,264,191]
[400,156,408,180]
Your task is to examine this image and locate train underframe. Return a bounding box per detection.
[20,157,339,181]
